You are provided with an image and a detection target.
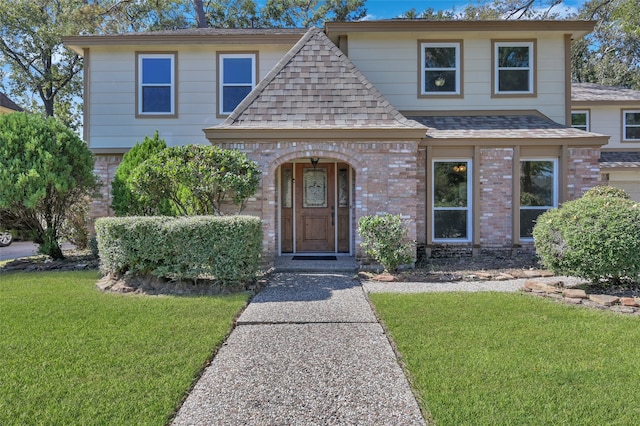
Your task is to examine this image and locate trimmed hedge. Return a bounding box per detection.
[95,216,263,285]
[533,193,640,285]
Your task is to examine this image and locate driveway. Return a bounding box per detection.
[0,241,75,261]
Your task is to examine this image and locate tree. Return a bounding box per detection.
[0,0,190,127]
[0,0,94,127]
[263,0,365,28]
[110,131,172,216]
[572,0,640,89]
[130,145,261,216]
[0,112,99,259]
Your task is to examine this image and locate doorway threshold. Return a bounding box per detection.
[275,255,356,273]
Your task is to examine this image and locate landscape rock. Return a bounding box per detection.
[588,294,620,307]
[474,272,494,280]
[610,306,636,314]
[563,289,587,299]
[512,270,555,279]
[620,297,640,307]
[373,273,398,282]
[522,280,561,293]
[564,298,583,305]
[494,273,515,281]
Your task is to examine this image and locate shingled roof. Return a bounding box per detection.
[572,83,640,103]
[205,27,426,140]
[407,114,608,141]
[600,151,640,168]
[0,92,23,112]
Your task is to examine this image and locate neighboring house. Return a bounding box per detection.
[0,92,23,114]
[63,20,608,265]
[571,82,640,201]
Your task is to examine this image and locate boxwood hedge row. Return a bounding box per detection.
[95,215,262,285]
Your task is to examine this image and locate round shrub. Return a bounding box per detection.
[533,195,640,285]
[582,185,630,199]
[358,213,414,273]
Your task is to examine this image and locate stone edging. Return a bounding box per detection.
[521,280,640,315]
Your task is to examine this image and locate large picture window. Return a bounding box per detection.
[421,42,461,95]
[219,53,256,115]
[494,41,534,95]
[623,110,640,141]
[137,53,175,115]
[520,159,557,239]
[433,160,471,241]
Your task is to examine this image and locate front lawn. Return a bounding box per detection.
[371,292,640,425]
[0,271,248,425]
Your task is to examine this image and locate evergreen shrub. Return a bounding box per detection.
[96,215,262,285]
[358,213,414,273]
[533,190,640,285]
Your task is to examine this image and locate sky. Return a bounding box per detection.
[362,0,589,20]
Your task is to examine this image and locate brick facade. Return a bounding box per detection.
[566,148,601,200]
[479,148,514,248]
[88,145,602,266]
[91,154,123,232]
[213,140,419,263]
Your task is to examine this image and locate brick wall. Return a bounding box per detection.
[214,140,419,263]
[566,147,601,200]
[91,154,123,231]
[479,148,514,247]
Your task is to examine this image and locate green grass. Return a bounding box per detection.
[0,271,248,425]
[370,292,640,426]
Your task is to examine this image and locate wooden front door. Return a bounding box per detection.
[295,163,335,252]
[280,161,351,254]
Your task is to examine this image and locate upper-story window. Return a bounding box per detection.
[494,41,535,96]
[623,110,640,141]
[219,53,256,115]
[420,41,461,96]
[137,53,176,116]
[571,110,589,131]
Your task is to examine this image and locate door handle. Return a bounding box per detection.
[331,205,335,226]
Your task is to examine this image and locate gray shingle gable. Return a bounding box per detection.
[218,27,424,130]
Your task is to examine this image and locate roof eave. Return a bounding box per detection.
[62,32,305,55]
[572,100,640,106]
[204,127,427,142]
[419,135,609,147]
[325,20,596,40]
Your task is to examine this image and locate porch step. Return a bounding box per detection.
[274,256,357,273]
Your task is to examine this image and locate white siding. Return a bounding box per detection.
[87,44,293,149]
[345,32,568,123]
[607,170,640,202]
[589,104,640,149]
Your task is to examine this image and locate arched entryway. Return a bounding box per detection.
[278,158,354,255]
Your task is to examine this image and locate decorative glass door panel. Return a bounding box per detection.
[280,165,294,252]
[296,163,335,252]
[303,169,327,208]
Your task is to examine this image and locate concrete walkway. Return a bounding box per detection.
[171,273,426,425]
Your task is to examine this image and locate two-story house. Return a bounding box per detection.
[63,20,608,265]
[571,82,640,201]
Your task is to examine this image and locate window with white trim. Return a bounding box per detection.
[421,42,460,95]
[571,110,589,131]
[219,53,256,115]
[494,41,534,94]
[520,159,557,239]
[137,53,175,115]
[433,160,472,241]
[623,110,640,141]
